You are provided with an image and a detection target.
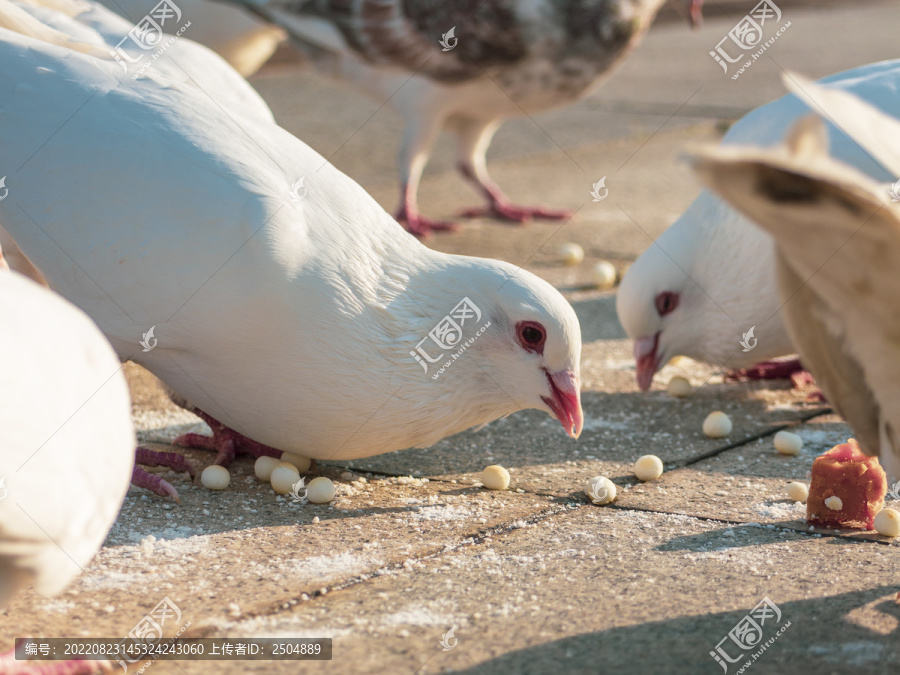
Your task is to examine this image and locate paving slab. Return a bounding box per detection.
[169,505,899,674]
[619,414,900,544]
[0,474,564,645]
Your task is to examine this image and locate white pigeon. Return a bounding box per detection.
[96,0,285,76]
[0,270,134,669]
[0,7,583,500]
[208,0,700,236]
[616,60,899,391]
[691,75,900,481]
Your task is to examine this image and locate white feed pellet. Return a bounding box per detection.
[786,482,808,503]
[200,465,230,490]
[633,455,664,481]
[874,508,900,537]
[307,477,336,504]
[585,476,616,505]
[824,496,843,511]
[280,452,312,473]
[666,376,692,398]
[592,261,617,290]
[703,411,732,438]
[482,465,510,491]
[254,456,280,482]
[559,243,584,266]
[774,430,803,456]
[271,465,300,495]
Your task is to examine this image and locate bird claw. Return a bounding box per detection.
[725,358,805,382]
[135,446,196,478]
[172,410,281,466]
[394,208,460,238]
[460,202,574,223]
[132,466,181,502]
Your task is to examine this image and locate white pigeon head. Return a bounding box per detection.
[399,255,583,445]
[616,191,792,390]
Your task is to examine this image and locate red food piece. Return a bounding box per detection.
[807,439,887,530]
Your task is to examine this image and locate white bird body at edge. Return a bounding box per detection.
[0,271,134,608]
[616,59,899,390]
[0,15,583,463]
[691,74,900,480]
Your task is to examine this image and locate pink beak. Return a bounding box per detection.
[634,333,660,392]
[542,369,583,439]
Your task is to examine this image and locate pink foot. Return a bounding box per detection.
[131,447,195,501]
[725,357,805,382]
[1,644,112,674]
[394,205,460,238]
[172,410,282,466]
[460,201,574,223]
[135,447,195,477]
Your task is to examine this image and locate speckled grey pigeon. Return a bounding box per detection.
[217,0,700,236]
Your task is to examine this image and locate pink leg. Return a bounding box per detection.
[0,646,112,674]
[725,358,826,401]
[458,166,574,223]
[725,357,805,382]
[131,447,195,501]
[135,447,195,477]
[394,184,459,238]
[172,409,282,466]
[132,466,181,502]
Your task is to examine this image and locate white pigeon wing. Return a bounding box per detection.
[783,71,900,178]
[692,116,900,472]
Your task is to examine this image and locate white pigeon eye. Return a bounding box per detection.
[655,291,679,317]
[516,321,546,354]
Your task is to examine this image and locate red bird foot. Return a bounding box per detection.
[725,357,805,382]
[725,358,826,402]
[172,409,282,467]
[1,644,112,674]
[394,205,460,239]
[460,200,574,223]
[132,447,196,501]
[790,370,827,402]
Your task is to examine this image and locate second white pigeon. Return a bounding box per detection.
[616,60,899,391]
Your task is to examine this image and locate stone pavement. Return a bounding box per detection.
[2,1,899,673]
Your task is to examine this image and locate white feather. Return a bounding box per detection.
[691,105,900,480]
[0,271,134,607]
